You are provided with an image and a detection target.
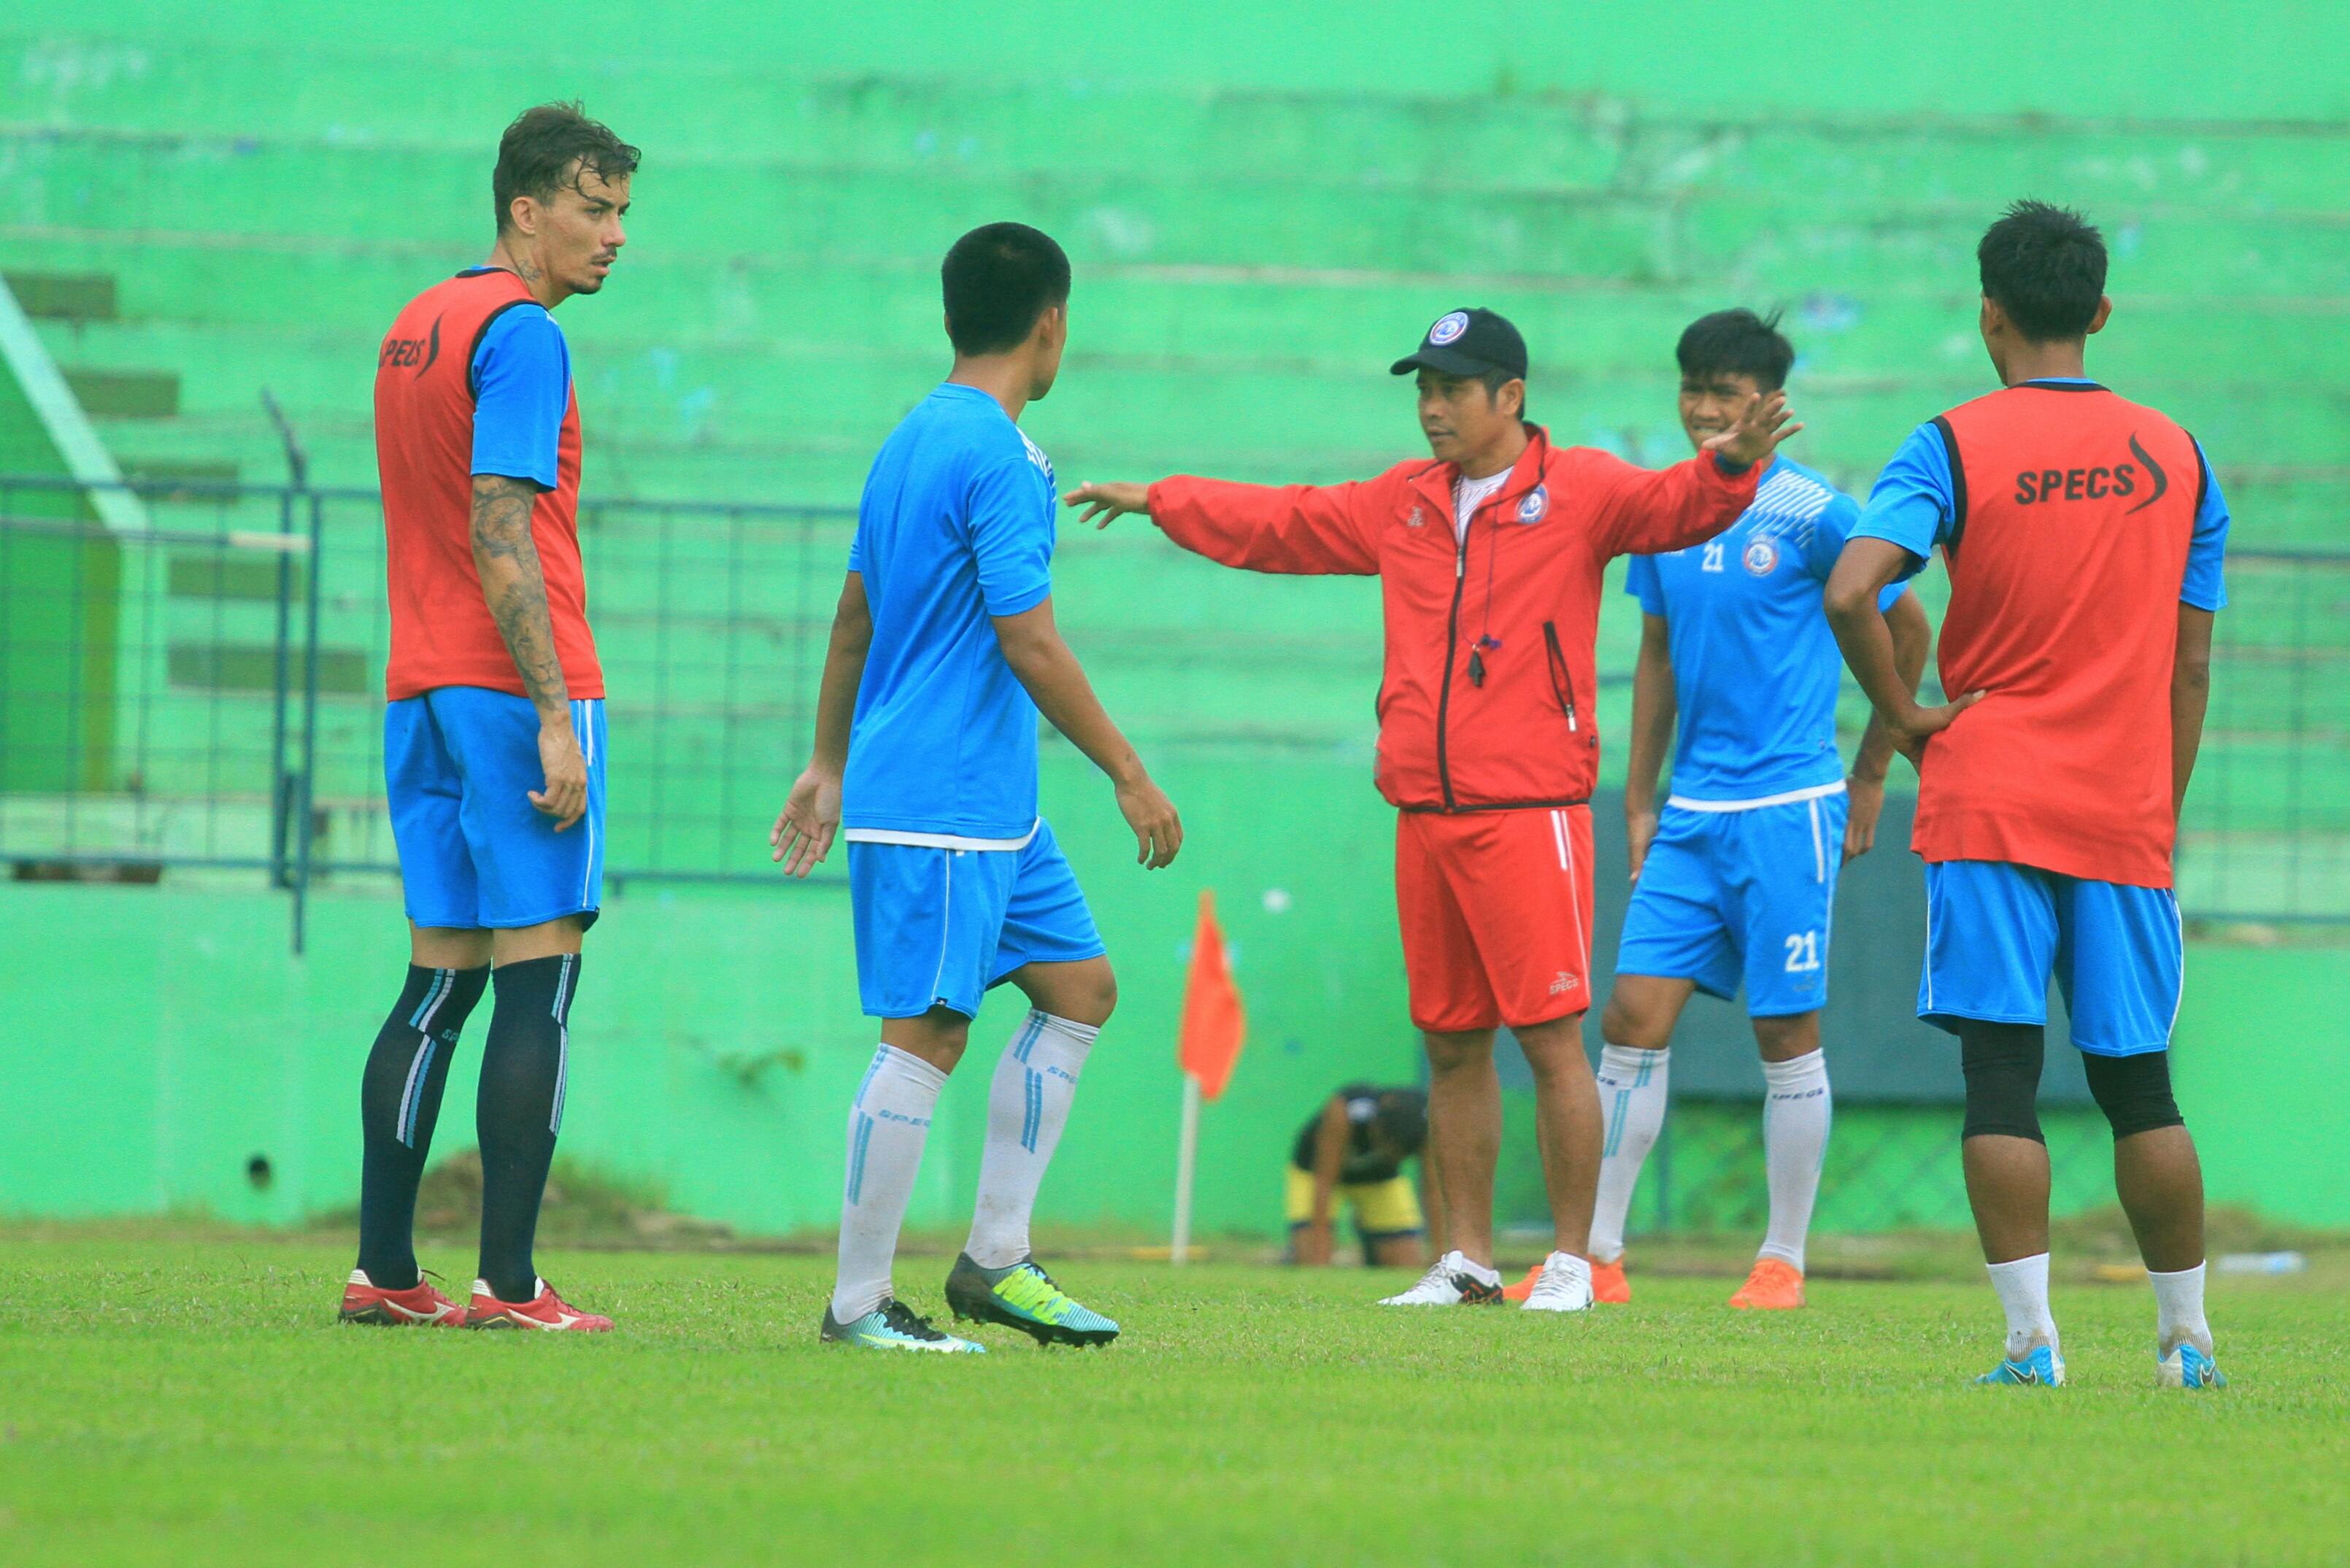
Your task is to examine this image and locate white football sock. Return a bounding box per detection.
[829,1044,947,1323]
[2149,1262,2212,1356]
[1985,1252,2060,1359]
[1588,1045,1670,1264]
[1757,1048,1832,1272]
[964,1010,1099,1270]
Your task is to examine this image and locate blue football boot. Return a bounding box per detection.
[2158,1340,2228,1389]
[1976,1342,2066,1386]
[820,1297,985,1353]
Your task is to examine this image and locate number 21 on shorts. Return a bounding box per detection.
[1783,930,1822,973]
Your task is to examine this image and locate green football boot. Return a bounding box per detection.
[944,1253,1120,1348]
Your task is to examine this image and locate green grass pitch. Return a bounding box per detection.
[1,1238,2344,1567]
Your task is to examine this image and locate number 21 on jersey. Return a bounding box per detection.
[1783,930,1822,973]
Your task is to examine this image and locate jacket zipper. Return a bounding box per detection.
[1542,620,1579,733]
[1433,514,1469,810]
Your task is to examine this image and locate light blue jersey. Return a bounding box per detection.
[1625,455,1905,804]
[843,382,1058,842]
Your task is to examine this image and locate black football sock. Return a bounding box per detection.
[356,964,488,1289]
[475,954,579,1302]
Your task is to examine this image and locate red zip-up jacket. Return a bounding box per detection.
[1147,425,1760,813]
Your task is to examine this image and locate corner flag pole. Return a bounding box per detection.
[1171,1073,1201,1265]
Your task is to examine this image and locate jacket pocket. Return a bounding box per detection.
[1541,621,1579,734]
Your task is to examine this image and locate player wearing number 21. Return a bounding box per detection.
[1589,309,1932,1313]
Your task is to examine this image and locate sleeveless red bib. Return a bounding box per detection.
[373,269,601,702]
[1916,383,2203,887]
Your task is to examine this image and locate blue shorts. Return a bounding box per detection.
[847,818,1105,1020]
[1920,860,2182,1057]
[385,687,605,930]
[1615,790,1845,1018]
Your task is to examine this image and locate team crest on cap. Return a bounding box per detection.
[1428,311,1470,346]
[1517,486,1549,524]
[1742,538,1779,576]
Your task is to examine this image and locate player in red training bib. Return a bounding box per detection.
[1827,201,2230,1391]
[342,104,636,1335]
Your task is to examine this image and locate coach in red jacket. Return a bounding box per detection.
[1066,308,1798,1312]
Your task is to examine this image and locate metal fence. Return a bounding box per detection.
[3,473,2346,951]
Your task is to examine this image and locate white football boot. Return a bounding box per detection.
[1521,1251,1595,1313]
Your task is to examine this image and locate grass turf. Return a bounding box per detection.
[1,1238,2344,1567]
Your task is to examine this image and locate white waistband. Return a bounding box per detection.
[1664,780,1847,814]
[843,819,1040,852]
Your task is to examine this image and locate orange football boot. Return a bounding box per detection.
[1500,1264,1544,1302]
[1590,1256,1631,1305]
[1728,1257,1806,1310]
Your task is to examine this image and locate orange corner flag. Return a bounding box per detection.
[1178,889,1246,1102]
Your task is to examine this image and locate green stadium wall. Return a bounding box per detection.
[3,757,2344,1240]
[1,6,2345,1235]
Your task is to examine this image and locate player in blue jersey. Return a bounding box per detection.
[771,223,1182,1353]
[1584,311,1931,1310]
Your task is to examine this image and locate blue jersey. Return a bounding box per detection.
[1625,455,1905,803]
[842,382,1058,842]
[462,269,570,490]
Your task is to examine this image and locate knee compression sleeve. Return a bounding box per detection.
[1960,1022,2046,1143]
[2082,1049,2184,1139]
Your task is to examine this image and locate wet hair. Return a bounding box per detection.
[1978,200,2108,342]
[493,101,639,233]
[941,223,1072,355]
[1676,308,1795,393]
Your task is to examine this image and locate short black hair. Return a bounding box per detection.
[1477,365,1529,420]
[1676,308,1795,392]
[493,101,639,234]
[1978,200,2107,342]
[942,223,1071,356]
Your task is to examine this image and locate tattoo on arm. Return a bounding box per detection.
[469,473,570,719]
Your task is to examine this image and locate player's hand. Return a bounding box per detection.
[1844,773,1886,862]
[1887,691,1986,769]
[1626,806,1659,882]
[1063,481,1153,529]
[770,765,842,878]
[1295,1220,1336,1267]
[529,719,588,832]
[1114,771,1183,868]
[1702,390,1803,469]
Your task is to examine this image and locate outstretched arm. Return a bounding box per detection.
[1593,390,1800,557]
[993,596,1182,869]
[771,573,872,877]
[469,473,585,832]
[1065,474,1386,576]
[1844,589,1930,860]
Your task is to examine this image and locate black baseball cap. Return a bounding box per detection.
[1390,306,1528,381]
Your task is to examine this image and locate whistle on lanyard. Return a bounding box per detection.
[1467,635,1503,687]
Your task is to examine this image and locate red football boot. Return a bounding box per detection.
[339,1269,464,1326]
[465,1278,615,1332]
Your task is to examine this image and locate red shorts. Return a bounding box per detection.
[1394,806,1595,1033]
